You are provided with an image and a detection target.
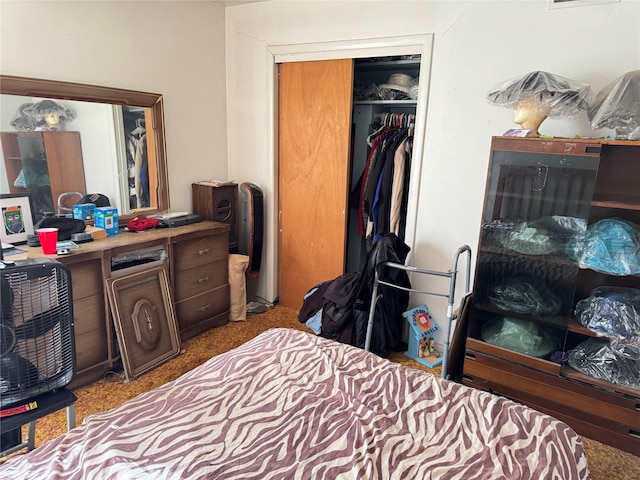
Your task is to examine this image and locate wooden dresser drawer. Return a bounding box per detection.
[174,259,227,301]
[73,295,106,336]
[174,234,228,271]
[75,330,109,372]
[67,259,103,299]
[175,285,230,330]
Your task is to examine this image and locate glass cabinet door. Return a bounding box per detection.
[469,142,600,365]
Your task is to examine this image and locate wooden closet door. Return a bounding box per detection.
[278,59,354,308]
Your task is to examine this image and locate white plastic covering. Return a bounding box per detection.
[487,70,591,118]
[588,70,640,140]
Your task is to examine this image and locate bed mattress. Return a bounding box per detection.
[0,328,590,479]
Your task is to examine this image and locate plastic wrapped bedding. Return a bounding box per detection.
[575,287,640,340]
[497,216,586,256]
[567,218,640,275]
[568,338,640,392]
[588,70,640,140]
[489,276,562,315]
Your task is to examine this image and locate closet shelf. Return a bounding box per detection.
[353,100,417,106]
[354,59,421,72]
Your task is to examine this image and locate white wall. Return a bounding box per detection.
[226,0,640,335]
[0,0,228,214]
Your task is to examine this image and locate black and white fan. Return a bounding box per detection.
[0,258,75,409]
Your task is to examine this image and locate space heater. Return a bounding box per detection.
[0,258,76,411]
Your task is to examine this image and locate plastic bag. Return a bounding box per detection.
[498,215,586,256]
[489,276,562,315]
[487,71,591,118]
[481,317,562,358]
[574,287,640,340]
[588,70,640,140]
[566,218,640,275]
[567,338,640,391]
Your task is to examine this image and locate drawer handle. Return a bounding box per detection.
[197,304,212,312]
[197,276,210,283]
[196,248,210,256]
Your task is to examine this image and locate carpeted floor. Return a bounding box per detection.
[4,305,639,478]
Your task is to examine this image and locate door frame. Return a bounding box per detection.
[263,34,434,302]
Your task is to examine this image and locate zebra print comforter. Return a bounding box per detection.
[1,328,590,479]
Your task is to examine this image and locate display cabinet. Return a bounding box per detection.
[461,136,640,455]
[1,131,86,216]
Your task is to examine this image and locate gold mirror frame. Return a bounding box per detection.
[0,74,170,223]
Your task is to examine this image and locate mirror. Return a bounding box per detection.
[0,74,169,224]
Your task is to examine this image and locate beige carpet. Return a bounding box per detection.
[4,305,639,478]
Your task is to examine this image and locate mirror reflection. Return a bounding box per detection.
[0,75,168,224]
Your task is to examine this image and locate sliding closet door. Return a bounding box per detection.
[278,59,354,308]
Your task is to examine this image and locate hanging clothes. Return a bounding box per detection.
[355,113,414,250]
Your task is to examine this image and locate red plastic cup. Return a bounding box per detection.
[37,228,59,255]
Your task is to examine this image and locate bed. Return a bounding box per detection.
[0,328,590,479]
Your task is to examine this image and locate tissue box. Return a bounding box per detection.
[94,207,119,235]
[73,203,96,221]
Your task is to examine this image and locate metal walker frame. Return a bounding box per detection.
[365,245,472,379]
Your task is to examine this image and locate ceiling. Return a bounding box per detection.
[215,0,269,6]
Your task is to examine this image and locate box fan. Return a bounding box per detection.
[1,259,76,409]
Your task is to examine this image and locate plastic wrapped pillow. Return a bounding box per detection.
[566,219,640,275]
[568,338,640,391]
[588,70,640,140]
[498,216,586,255]
[487,70,591,118]
[481,317,562,358]
[489,277,562,315]
[499,222,556,254]
[574,287,640,340]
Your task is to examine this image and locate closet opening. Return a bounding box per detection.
[346,55,421,273]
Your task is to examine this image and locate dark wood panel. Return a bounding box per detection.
[463,352,640,428]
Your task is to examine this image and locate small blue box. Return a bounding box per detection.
[403,304,442,369]
[73,203,96,221]
[94,207,119,235]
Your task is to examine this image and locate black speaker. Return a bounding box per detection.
[192,182,238,252]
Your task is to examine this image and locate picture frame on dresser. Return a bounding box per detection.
[106,264,181,381]
[0,193,35,245]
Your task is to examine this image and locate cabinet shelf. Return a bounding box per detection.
[352,100,417,106]
[561,365,640,398]
[473,302,605,339]
[354,58,421,71]
[477,244,578,268]
[592,194,640,211]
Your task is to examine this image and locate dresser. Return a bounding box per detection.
[21,221,230,389]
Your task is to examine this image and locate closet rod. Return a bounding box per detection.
[374,113,415,120]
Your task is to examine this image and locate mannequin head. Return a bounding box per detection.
[513,99,550,136]
[43,113,60,129]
